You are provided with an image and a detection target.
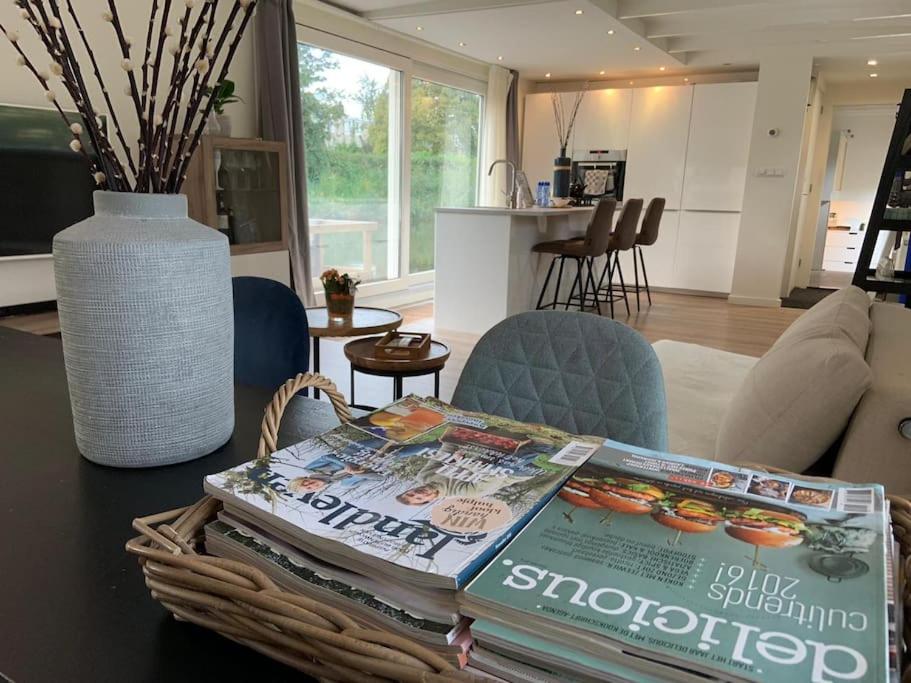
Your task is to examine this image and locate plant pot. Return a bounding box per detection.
[326,292,355,321]
[216,114,232,137]
[53,191,234,467]
[205,111,221,135]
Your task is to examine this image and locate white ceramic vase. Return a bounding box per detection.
[53,191,234,467]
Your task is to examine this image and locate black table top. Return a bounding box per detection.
[0,327,346,682]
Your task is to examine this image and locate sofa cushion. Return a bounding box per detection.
[774,285,872,352]
[715,334,872,471]
[652,340,758,459]
[833,302,911,494]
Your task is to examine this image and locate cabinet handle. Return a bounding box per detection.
[846,246,856,250]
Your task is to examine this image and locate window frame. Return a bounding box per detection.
[295,26,486,299]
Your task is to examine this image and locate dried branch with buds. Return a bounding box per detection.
[1,0,257,193]
[551,86,587,153]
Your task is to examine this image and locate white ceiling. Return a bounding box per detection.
[325,0,911,84]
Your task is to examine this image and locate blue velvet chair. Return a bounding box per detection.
[451,310,668,450]
[232,276,310,390]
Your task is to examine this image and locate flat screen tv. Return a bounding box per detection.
[0,104,96,257]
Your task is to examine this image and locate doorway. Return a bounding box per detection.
[810,105,895,288]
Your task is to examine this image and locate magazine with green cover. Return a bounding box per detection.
[204,396,600,589]
[462,439,890,682]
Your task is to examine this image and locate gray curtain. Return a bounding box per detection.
[255,0,315,305]
[505,69,520,168]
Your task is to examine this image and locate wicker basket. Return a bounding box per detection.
[127,374,911,682]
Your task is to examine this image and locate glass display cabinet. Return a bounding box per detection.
[183,136,289,255]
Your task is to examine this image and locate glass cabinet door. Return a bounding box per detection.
[212,146,284,247]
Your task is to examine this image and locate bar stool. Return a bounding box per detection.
[629,197,666,310]
[595,198,643,318]
[533,199,617,315]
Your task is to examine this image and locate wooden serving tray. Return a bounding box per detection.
[374,331,431,359]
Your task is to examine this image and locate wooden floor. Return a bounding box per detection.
[1,291,802,408]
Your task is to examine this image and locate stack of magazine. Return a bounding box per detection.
[202,396,600,668]
[460,440,899,682]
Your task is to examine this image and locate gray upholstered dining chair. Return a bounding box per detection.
[451,310,668,450]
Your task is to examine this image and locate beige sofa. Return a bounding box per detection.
[653,287,911,494]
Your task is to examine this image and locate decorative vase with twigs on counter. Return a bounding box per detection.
[321,269,359,321]
[0,0,257,467]
[550,88,586,201]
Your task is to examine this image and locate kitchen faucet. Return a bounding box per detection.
[488,159,517,209]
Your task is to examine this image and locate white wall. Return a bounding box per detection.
[828,106,895,230]
[728,52,813,307]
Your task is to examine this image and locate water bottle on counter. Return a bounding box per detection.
[538,181,551,208]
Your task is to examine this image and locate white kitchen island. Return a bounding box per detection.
[434,206,593,336]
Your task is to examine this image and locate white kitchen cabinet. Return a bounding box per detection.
[571,88,632,155]
[674,211,741,293]
[521,92,559,187]
[624,86,694,210]
[682,82,757,211]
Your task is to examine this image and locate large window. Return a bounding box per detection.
[409,79,481,273]
[297,35,483,293]
[298,44,399,284]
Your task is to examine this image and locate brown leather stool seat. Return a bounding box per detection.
[533,199,616,314]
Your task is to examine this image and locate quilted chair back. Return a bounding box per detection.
[452,311,668,450]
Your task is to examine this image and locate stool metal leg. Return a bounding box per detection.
[639,246,652,306]
[565,257,584,311]
[552,256,566,310]
[536,256,557,310]
[394,376,403,400]
[434,370,440,398]
[614,253,631,316]
[576,258,588,313]
[586,257,602,315]
[632,247,641,312]
[350,364,355,407]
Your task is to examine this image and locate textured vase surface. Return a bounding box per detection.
[53,191,234,467]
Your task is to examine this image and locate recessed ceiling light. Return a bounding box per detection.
[545,72,551,78]
[607,29,615,35]
[416,25,423,31]
[575,9,583,14]
[870,72,879,77]
[599,70,606,75]
[633,46,641,52]
[867,58,878,65]
[629,80,634,85]
[497,55,503,61]
[659,66,666,71]
[684,77,689,82]
[458,41,466,47]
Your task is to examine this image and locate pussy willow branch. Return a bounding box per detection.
[161,0,221,188]
[64,0,136,181]
[4,0,255,193]
[146,0,173,192]
[171,2,255,192]
[16,1,117,186]
[45,0,128,186]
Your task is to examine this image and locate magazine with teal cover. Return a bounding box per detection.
[204,396,600,588]
[463,439,890,682]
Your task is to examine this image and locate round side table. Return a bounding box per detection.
[343,336,450,409]
[306,307,402,399]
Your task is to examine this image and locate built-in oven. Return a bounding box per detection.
[570,149,626,205]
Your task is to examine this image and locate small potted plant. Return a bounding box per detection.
[203,79,242,136]
[321,269,359,320]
